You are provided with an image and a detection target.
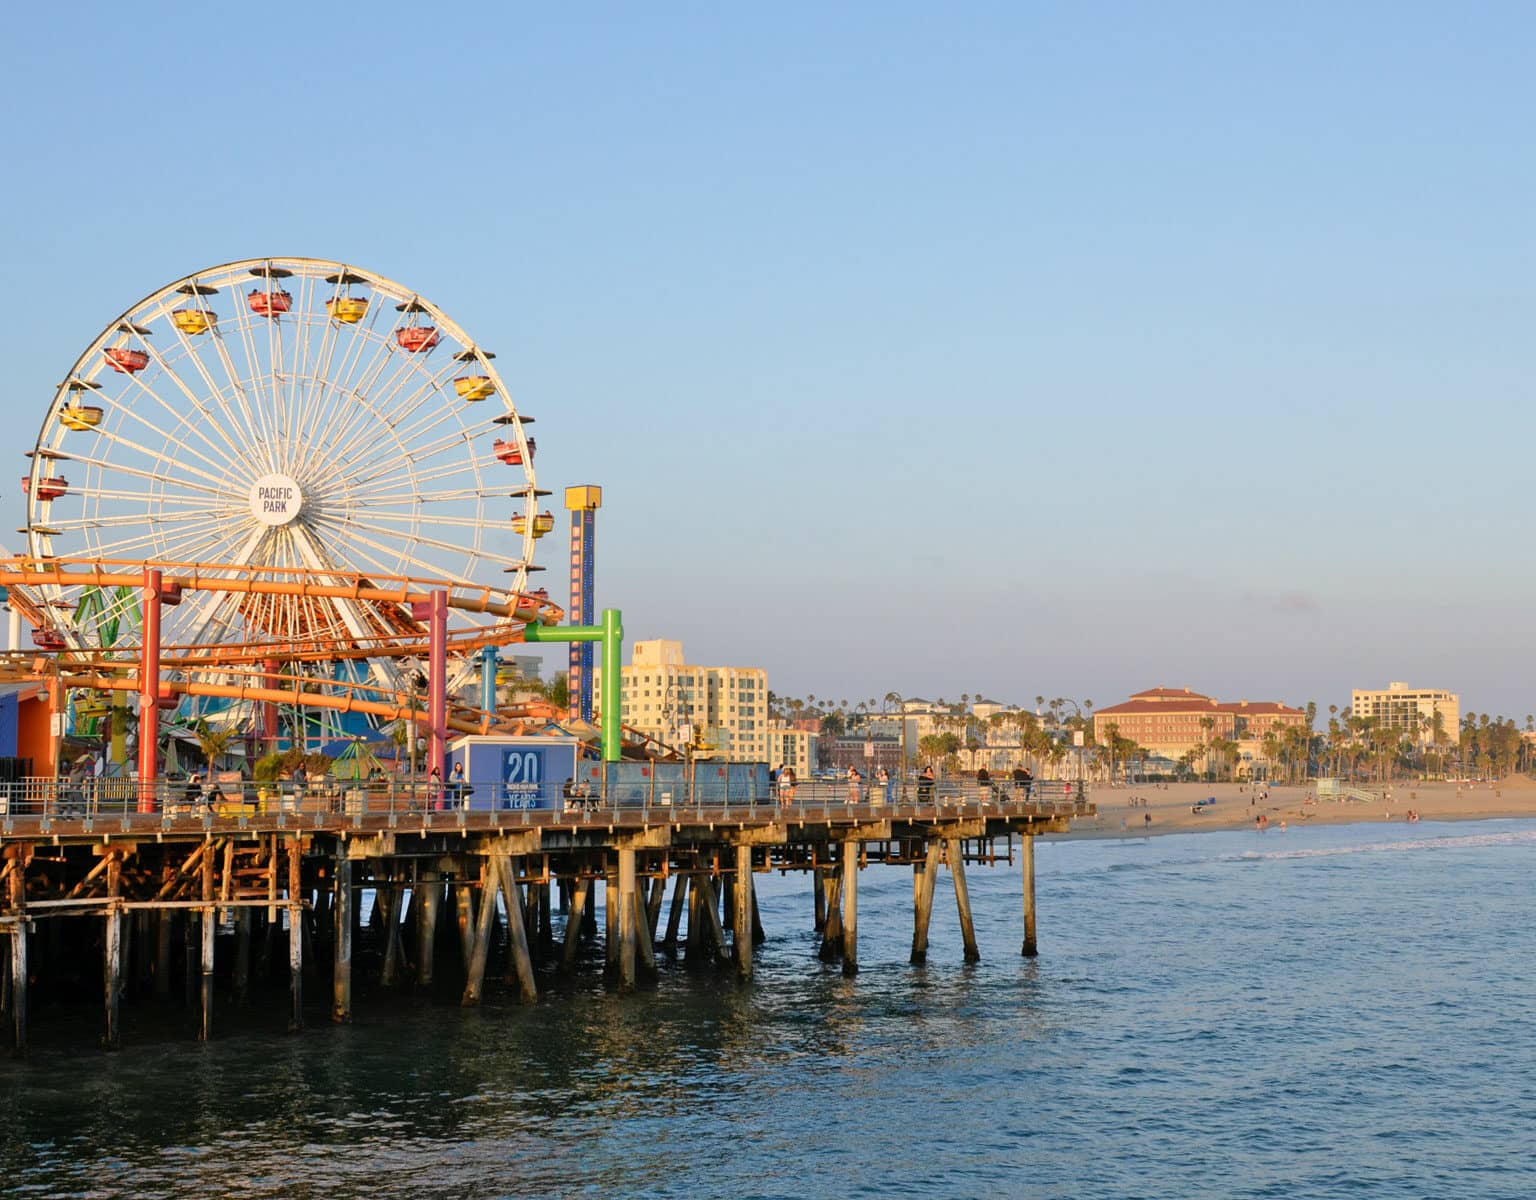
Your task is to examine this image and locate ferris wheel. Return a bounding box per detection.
[20,257,551,693]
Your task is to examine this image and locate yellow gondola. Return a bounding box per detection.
[454,375,495,401]
[59,405,104,431]
[511,510,556,538]
[327,296,370,324]
[170,309,216,335]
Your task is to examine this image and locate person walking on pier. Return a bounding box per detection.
[976,766,991,801]
[846,766,862,806]
[918,763,935,803]
[1012,764,1033,800]
[874,765,890,806]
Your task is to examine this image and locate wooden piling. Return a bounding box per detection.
[605,863,620,976]
[733,844,753,982]
[103,851,122,1049]
[663,873,688,954]
[561,876,591,972]
[416,880,441,988]
[812,865,826,932]
[1020,833,1038,957]
[9,853,26,1054]
[199,842,215,1041]
[947,837,980,963]
[461,857,499,1006]
[910,840,941,964]
[751,886,765,947]
[631,888,656,978]
[288,838,304,1032]
[694,871,729,963]
[454,879,476,975]
[841,839,858,977]
[646,875,666,941]
[155,910,172,1000]
[617,847,638,993]
[818,871,843,963]
[332,855,352,1023]
[496,856,538,1004]
[380,885,404,987]
[233,909,252,1004]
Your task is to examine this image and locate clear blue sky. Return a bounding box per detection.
[4,3,1535,719]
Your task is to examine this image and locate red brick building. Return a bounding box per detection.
[1093,687,1306,760]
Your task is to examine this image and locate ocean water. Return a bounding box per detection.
[3,819,1534,1199]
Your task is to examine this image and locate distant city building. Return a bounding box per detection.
[767,725,819,777]
[1094,686,1306,764]
[593,639,768,763]
[824,735,903,773]
[1351,683,1459,745]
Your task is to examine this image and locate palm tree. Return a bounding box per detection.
[192,719,239,774]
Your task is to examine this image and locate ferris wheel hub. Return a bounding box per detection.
[249,473,304,527]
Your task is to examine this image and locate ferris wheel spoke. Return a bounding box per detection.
[352,483,499,505]
[342,423,478,492]
[79,423,244,495]
[129,337,268,472]
[312,512,493,573]
[46,451,229,499]
[223,277,283,460]
[100,382,257,485]
[313,351,464,478]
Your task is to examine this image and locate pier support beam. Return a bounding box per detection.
[102,851,122,1049]
[9,854,27,1054]
[288,839,304,1032]
[1021,833,1038,957]
[380,885,404,987]
[812,866,827,932]
[663,874,688,955]
[561,877,591,972]
[947,837,980,963]
[911,840,941,964]
[497,857,538,1004]
[605,863,619,977]
[841,839,858,976]
[818,872,843,963]
[332,855,352,1023]
[461,858,499,1006]
[733,844,753,982]
[416,880,441,988]
[693,871,729,964]
[233,909,252,1004]
[617,848,637,993]
[199,841,215,1041]
[454,879,476,975]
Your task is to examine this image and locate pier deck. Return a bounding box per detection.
[1,781,1093,1054]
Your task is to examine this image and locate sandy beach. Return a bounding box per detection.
[1061,777,1536,839]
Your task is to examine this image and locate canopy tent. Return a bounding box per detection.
[327,738,388,781]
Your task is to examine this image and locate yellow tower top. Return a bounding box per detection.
[564,485,603,511]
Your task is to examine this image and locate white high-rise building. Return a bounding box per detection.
[1350,683,1460,745]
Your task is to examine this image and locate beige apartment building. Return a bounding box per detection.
[593,639,769,763]
[1351,683,1459,745]
[767,725,819,777]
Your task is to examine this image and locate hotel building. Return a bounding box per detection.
[1350,683,1459,745]
[1093,687,1307,761]
[593,639,769,763]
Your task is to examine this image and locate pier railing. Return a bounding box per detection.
[0,773,1089,835]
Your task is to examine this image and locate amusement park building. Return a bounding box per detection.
[1093,687,1307,760]
[593,639,769,763]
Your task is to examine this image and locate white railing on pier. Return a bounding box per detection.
[0,773,1089,834]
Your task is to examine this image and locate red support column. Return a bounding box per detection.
[428,589,447,784]
[261,658,280,752]
[137,568,162,813]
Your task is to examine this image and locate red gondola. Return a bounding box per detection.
[20,475,69,501]
[493,436,535,465]
[248,288,293,317]
[395,325,440,353]
[103,347,149,374]
[31,627,66,650]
